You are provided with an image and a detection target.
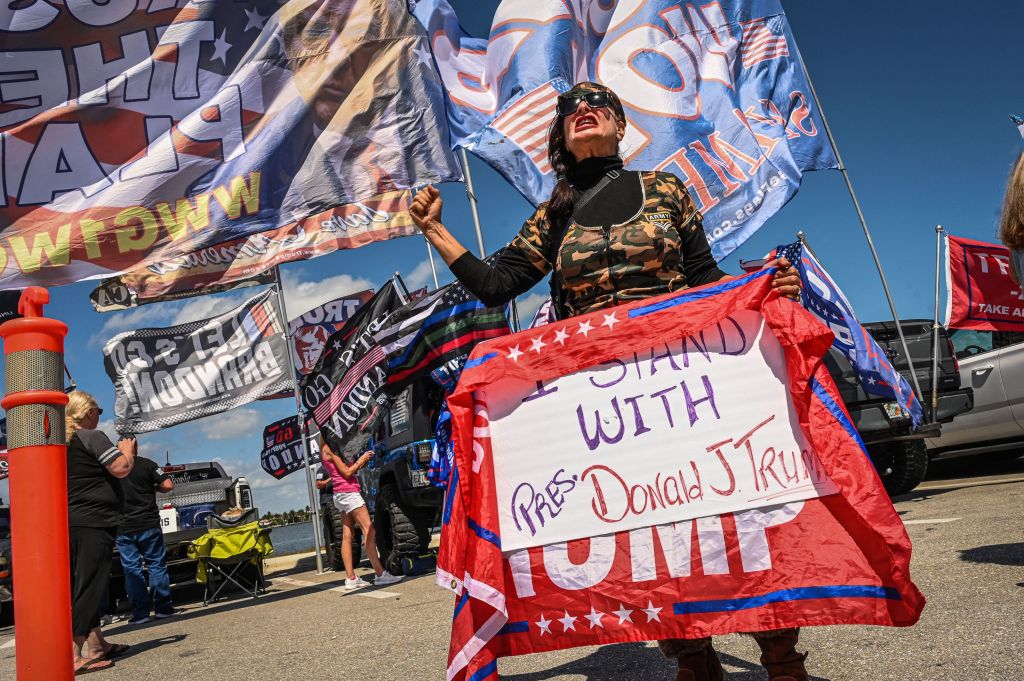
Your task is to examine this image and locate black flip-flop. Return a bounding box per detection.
[102,643,130,660]
[75,657,114,675]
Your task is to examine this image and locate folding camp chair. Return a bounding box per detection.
[187,509,274,605]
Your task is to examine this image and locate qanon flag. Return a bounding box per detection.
[301,281,403,459]
[103,289,291,434]
[260,414,322,480]
[88,190,415,312]
[944,234,1024,332]
[411,0,838,260]
[0,0,460,289]
[438,272,924,680]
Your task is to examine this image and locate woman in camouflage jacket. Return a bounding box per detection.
[410,82,807,681]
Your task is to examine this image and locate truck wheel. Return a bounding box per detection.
[324,504,361,571]
[374,484,431,575]
[870,440,929,496]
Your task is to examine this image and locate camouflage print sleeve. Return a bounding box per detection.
[669,174,729,287]
[510,204,553,275]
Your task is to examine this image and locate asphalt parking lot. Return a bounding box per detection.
[2,453,1022,681]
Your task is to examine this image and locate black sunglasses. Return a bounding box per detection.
[557,90,611,117]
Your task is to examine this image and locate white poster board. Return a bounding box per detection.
[479,310,838,552]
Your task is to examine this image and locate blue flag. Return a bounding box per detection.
[411,0,838,260]
[778,242,924,428]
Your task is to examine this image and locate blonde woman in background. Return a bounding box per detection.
[65,391,135,675]
[1000,152,1024,284]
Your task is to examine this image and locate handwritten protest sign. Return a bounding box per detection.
[439,272,924,680]
[482,309,837,552]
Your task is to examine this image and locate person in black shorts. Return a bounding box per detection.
[116,455,175,624]
[65,391,136,675]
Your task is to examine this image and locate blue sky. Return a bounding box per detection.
[2,1,1023,512]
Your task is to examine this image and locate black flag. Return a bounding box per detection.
[300,280,402,460]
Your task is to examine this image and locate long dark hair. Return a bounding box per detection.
[545,83,625,230]
[1000,152,1024,251]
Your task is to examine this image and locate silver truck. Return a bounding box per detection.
[925,329,1024,457]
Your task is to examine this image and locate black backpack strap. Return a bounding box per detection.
[547,170,619,319]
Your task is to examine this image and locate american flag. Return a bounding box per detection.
[740,18,790,68]
[313,345,387,424]
[490,83,560,175]
[240,295,284,342]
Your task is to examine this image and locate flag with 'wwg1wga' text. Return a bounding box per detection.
[412,0,838,261]
[438,272,924,680]
[1,0,459,289]
[373,280,511,398]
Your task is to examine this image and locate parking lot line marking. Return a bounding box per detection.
[354,589,401,599]
[915,475,1024,491]
[273,577,318,587]
[903,517,962,525]
[273,575,400,599]
[0,638,14,650]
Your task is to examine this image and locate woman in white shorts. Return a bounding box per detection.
[321,445,402,591]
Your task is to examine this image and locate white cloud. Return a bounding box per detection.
[96,419,121,441]
[516,292,549,327]
[199,407,262,440]
[404,257,437,291]
[280,269,375,319]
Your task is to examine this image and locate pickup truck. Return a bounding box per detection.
[824,318,974,495]
[924,329,1024,458]
[109,461,255,604]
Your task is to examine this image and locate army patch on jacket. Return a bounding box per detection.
[643,211,673,232]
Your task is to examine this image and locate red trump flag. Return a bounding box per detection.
[945,234,1024,331]
[438,271,924,680]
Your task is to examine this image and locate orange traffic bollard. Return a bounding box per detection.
[0,287,73,680]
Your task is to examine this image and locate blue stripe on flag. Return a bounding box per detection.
[453,590,470,620]
[389,299,485,368]
[629,270,772,318]
[810,377,869,459]
[467,517,501,549]
[464,351,498,370]
[467,660,498,681]
[442,464,459,526]
[497,620,529,635]
[673,585,900,615]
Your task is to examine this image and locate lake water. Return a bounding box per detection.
[268,521,319,555]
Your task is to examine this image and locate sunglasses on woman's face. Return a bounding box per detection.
[557,90,612,117]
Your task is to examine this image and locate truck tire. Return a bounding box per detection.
[374,484,431,575]
[324,504,361,571]
[870,440,929,496]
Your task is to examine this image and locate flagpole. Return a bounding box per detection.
[794,47,926,405]
[426,238,440,288]
[273,266,325,574]
[460,148,487,258]
[930,225,945,423]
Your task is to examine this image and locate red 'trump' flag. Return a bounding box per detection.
[438,271,924,680]
[945,234,1024,332]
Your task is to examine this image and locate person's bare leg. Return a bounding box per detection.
[353,506,385,576]
[341,513,356,581]
[85,628,107,658]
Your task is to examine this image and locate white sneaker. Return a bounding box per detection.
[344,577,371,591]
[374,571,402,586]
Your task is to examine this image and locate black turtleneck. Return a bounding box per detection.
[565,155,643,228]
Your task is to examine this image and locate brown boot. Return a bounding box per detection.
[752,628,809,681]
[658,638,725,681]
